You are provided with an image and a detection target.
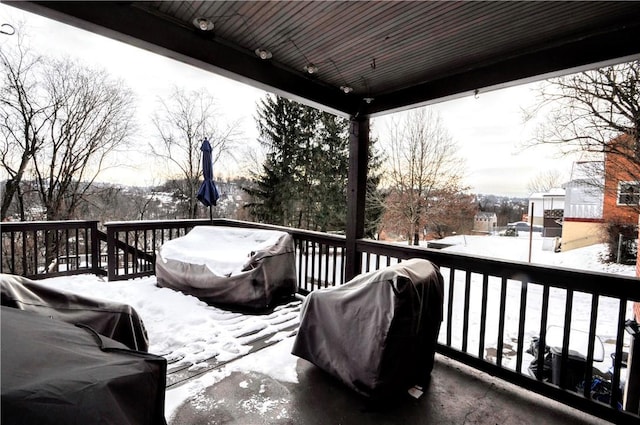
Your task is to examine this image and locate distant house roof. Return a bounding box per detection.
[475,212,497,219]
[530,188,566,199]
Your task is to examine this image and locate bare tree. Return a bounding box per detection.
[151,87,240,219]
[525,60,640,213]
[0,35,50,220]
[527,169,564,194]
[1,37,135,221]
[31,58,135,220]
[427,188,476,239]
[384,108,467,245]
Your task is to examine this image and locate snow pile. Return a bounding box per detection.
[34,275,299,369]
[159,226,288,276]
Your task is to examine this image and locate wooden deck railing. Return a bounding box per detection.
[1,218,638,423]
[1,220,105,278]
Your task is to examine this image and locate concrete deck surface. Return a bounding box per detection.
[169,343,611,425]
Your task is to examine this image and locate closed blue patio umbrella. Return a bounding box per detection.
[196,138,220,221]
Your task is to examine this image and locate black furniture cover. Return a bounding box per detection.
[1,307,167,425]
[0,273,149,351]
[156,226,297,310]
[292,258,444,399]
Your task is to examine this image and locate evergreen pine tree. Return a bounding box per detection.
[365,138,386,239]
[244,95,384,236]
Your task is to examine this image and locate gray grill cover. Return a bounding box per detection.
[1,273,149,352]
[155,226,297,310]
[1,307,166,425]
[292,258,444,399]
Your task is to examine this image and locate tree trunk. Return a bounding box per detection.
[1,180,17,220]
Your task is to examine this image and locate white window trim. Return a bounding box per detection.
[616,180,640,206]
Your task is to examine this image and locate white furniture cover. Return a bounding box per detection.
[155,226,297,310]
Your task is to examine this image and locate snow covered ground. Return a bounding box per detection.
[434,234,635,373]
[33,233,636,421]
[435,233,634,276]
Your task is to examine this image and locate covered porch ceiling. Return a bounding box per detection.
[7,1,640,118]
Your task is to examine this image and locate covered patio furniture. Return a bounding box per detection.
[1,273,149,352]
[292,258,444,399]
[1,307,167,425]
[155,226,297,310]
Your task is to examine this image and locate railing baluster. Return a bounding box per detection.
[537,285,550,381]
[446,269,455,347]
[91,223,100,273]
[304,239,310,290]
[560,288,574,389]
[123,231,129,276]
[75,227,80,270]
[143,229,148,271]
[9,230,16,273]
[44,229,49,274]
[107,227,115,280]
[24,231,29,275]
[323,244,330,288]
[319,243,324,287]
[462,271,471,353]
[133,230,139,274]
[296,239,304,291]
[311,241,317,290]
[478,274,489,359]
[496,277,508,367]
[516,280,528,373]
[34,230,39,275]
[611,298,627,409]
[153,229,158,272]
[22,231,27,275]
[584,294,599,398]
[331,243,338,287]
[340,246,345,285]
[64,228,70,271]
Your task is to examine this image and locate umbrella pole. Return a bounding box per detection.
[209,205,213,222]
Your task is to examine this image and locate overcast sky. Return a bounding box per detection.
[0,4,579,196]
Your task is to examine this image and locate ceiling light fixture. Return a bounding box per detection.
[193,17,214,31]
[304,63,318,74]
[255,48,273,60]
[363,97,374,104]
[340,85,353,94]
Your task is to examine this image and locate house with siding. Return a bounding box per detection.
[562,135,640,252]
[472,212,497,234]
[562,161,605,251]
[602,134,640,226]
[528,188,565,237]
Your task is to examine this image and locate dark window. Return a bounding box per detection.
[618,182,640,206]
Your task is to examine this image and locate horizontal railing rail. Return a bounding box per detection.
[1,218,638,423]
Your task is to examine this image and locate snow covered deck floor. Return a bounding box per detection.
[164,300,302,389]
[31,275,616,424]
[168,338,611,425]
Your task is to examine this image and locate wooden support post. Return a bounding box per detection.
[345,115,369,282]
[90,221,100,275]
